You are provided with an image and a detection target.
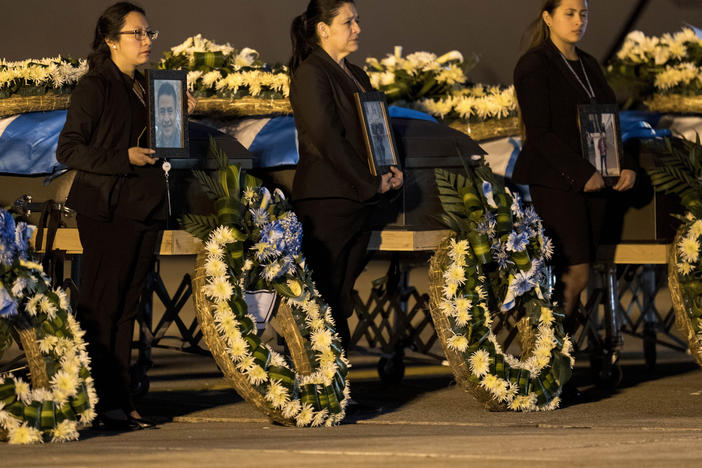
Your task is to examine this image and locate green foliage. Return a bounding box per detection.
[647,135,702,218]
[181,214,219,241]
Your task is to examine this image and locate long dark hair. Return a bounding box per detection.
[520,0,566,54]
[518,0,568,141]
[288,0,354,75]
[87,1,145,71]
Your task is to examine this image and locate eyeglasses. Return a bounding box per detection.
[117,29,159,41]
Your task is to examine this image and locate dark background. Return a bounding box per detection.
[2,0,701,84]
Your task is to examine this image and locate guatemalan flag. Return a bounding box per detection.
[0,106,681,177]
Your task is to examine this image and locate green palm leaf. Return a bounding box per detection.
[181,213,220,241]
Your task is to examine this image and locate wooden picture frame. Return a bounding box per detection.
[354,91,400,176]
[577,104,623,184]
[146,69,189,158]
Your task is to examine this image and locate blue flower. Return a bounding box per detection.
[14,221,34,260]
[0,287,18,318]
[0,210,18,266]
[491,241,513,269]
[509,272,535,297]
[506,231,530,253]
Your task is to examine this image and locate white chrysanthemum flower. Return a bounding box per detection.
[54,288,69,311]
[205,258,228,278]
[446,335,469,353]
[204,239,225,259]
[205,276,234,303]
[212,226,237,245]
[509,394,534,411]
[311,408,329,427]
[454,307,472,328]
[679,235,701,263]
[13,377,32,404]
[296,403,315,427]
[443,263,466,286]
[442,282,458,299]
[282,399,302,419]
[51,370,79,401]
[265,380,289,408]
[677,261,695,275]
[311,329,333,352]
[38,335,59,354]
[247,365,269,385]
[39,296,57,318]
[236,356,256,373]
[8,423,43,444]
[51,419,79,442]
[11,277,28,297]
[469,349,490,377]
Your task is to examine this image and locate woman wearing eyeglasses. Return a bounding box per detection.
[57,1,194,430]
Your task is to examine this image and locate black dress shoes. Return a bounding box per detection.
[93,413,157,431]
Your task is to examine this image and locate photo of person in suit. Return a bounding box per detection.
[155,80,182,148]
[288,0,403,353]
[364,100,395,170]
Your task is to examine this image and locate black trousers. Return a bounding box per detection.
[76,213,159,413]
[294,198,373,351]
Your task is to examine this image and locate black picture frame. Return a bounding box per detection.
[146,69,189,158]
[577,104,623,184]
[354,91,400,176]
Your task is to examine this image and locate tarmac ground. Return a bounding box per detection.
[3,342,702,468]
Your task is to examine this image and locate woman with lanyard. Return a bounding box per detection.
[288,0,403,352]
[512,0,636,399]
[57,2,195,430]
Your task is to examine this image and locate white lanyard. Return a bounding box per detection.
[559,52,596,101]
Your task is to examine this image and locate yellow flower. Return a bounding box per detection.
[286,279,303,297]
[539,307,554,325]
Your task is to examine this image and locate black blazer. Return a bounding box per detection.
[57,60,165,222]
[512,39,632,191]
[290,47,380,202]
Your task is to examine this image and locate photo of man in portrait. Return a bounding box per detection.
[363,101,395,171]
[155,80,182,148]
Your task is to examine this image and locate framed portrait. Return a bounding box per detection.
[146,69,189,158]
[354,91,401,176]
[577,104,623,184]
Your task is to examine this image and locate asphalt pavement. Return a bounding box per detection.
[3,341,702,467]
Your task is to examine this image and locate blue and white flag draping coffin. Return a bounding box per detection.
[0,107,695,178]
[217,105,439,168]
[0,110,67,175]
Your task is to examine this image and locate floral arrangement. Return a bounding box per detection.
[647,137,702,367]
[414,84,517,122]
[0,209,97,444]
[160,34,289,99]
[607,27,702,106]
[364,47,516,123]
[364,46,474,101]
[0,57,87,99]
[182,141,349,426]
[429,162,573,411]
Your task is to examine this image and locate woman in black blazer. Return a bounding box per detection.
[288,0,403,351]
[57,2,194,430]
[513,0,636,330]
